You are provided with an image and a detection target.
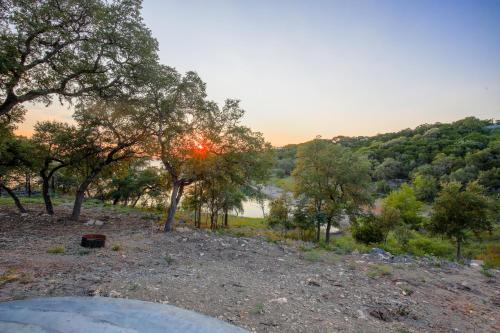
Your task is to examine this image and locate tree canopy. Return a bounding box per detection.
[0,0,158,116]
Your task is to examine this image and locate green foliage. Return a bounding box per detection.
[293,138,372,241]
[477,167,500,195]
[144,66,273,230]
[250,303,265,315]
[47,245,65,254]
[0,0,159,116]
[109,161,165,207]
[392,226,412,251]
[333,117,498,198]
[291,198,316,232]
[267,195,292,229]
[352,215,385,244]
[374,158,404,180]
[479,245,500,269]
[303,250,322,262]
[383,184,423,229]
[329,234,371,254]
[301,248,340,264]
[367,264,393,278]
[164,255,175,265]
[412,174,438,202]
[269,176,295,191]
[272,145,297,178]
[481,267,495,278]
[429,181,495,259]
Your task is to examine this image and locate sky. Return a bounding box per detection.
[18,0,500,146]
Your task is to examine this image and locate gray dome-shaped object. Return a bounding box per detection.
[0,297,249,333]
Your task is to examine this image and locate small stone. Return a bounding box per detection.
[470,260,483,268]
[306,278,320,287]
[357,309,368,320]
[270,297,288,304]
[87,289,101,297]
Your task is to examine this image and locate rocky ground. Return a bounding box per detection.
[0,205,499,333]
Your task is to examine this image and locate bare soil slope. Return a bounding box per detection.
[0,205,498,333]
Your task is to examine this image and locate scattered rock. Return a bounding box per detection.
[1,204,498,333]
[469,260,483,268]
[369,303,410,322]
[85,219,104,226]
[87,289,102,297]
[368,248,393,261]
[306,278,320,287]
[269,297,288,304]
[356,309,368,320]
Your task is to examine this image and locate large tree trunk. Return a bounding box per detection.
[51,176,56,196]
[41,176,54,215]
[196,202,202,228]
[25,173,32,197]
[0,94,18,118]
[325,218,332,243]
[1,184,27,213]
[40,161,67,215]
[210,210,218,230]
[164,181,184,232]
[316,221,321,242]
[315,201,322,242]
[258,199,266,218]
[194,202,201,228]
[224,207,229,228]
[131,194,142,208]
[70,175,96,221]
[456,238,462,261]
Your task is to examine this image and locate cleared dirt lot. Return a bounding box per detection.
[0,205,499,332]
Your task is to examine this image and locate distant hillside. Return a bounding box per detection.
[272,117,500,196]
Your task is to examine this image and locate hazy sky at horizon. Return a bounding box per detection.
[18,0,500,145]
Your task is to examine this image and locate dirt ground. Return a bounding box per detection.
[0,205,499,333]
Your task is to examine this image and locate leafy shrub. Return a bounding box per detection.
[383,184,423,229]
[250,303,265,315]
[47,245,65,254]
[407,236,454,258]
[331,235,370,254]
[267,196,291,229]
[303,250,321,262]
[352,215,385,244]
[367,264,393,278]
[480,245,500,269]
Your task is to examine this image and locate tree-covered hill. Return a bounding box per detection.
[273,117,499,196]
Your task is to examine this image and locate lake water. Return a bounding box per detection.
[238,199,269,218]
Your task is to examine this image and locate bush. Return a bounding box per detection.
[267,196,291,229]
[352,215,385,244]
[47,245,65,254]
[331,234,370,254]
[480,245,500,269]
[383,184,423,228]
[367,264,393,278]
[407,236,454,258]
[412,174,438,202]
